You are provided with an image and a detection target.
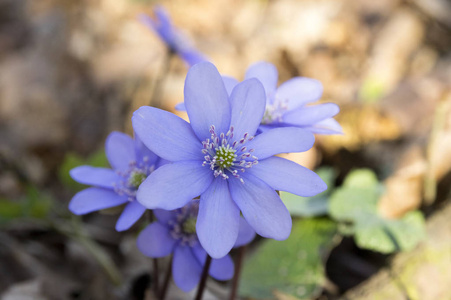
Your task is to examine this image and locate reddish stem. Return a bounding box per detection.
[229,246,246,300]
[195,255,212,300]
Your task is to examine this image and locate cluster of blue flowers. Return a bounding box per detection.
[69,6,341,294]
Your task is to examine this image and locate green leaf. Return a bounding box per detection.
[59,149,109,190]
[281,193,329,217]
[353,214,396,253]
[0,186,53,223]
[329,169,381,224]
[342,169,378,189]
[328,169,425,254]
[337,222,355,236]
[314,167,337,189]
[24,186,53,219]
[0,199,24,221]
[354,211,426,253]
[281,167,337,217]
[329,187,379,223]
[87,150,109,168]
[388,211,426,250]
[240,218,337,299]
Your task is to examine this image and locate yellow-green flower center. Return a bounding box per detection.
[215,145,237,169]
[182,217,197,234]
[128,171,147,189]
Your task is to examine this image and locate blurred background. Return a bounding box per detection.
[0,0,450,299]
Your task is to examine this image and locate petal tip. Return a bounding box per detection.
[318,178,328,193]
[68,199,86,215]
[273,218,292,241]
[115,222,129,232]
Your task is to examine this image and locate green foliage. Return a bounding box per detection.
[0,186,53,223]
[354,211,426,253]
[59,149,109,191]
[328,187,380,223]
[281,167,336,217]
[240,218,337,299]
[329,169,425,253]
[342,168,379,189]
[0,199,23,220]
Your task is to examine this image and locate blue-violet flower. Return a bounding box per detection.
[176,62,342,134]
[139,6,207,67]
[137,200,256,292]
[244,61,342,134]
[132,62,327,258]
[69,132,164,231]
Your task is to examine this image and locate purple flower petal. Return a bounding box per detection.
[137,222,176,258]
[229,79,266,140]
[137,161,212,210]
[139,8,173,46]
[229,174,292,240]
[247,127,314,160]
[174,102,186,111]
[154,209,177,225]
[156,158,170,169]
[174,75,238,112]
[244,62,278,103]
[69,187,128,215]
[139,7,207,67]
[179,49,208,67]
[132,106,203,162]
[234,217,256,248]
[153,6,172,29]
[133,132,159,167]
[172,245,203,292]
[256,124,273,134]
[138,14,158,33]
[307,118,343,135]
[276,77,323,110]
[105,131,135,172]
[191,245,234,281]
[184,62,231,141]
[209,254,234,281]
[197,177,240,259]
[282,103,340,126]
[248,156,327,197]
[70,166,120,189]
[115,201,147,231]
[222,75,239,96]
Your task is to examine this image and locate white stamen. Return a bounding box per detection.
[201,126,258,184]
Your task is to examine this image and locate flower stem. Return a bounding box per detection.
[146,211,160,297]
[159,256,173,300]
[152,258,160,297]
[229,246,246,300]
[195,255,212,300]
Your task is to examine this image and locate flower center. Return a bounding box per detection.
[114,158,154,201]
[128,170,147,189]
[216,145,237,168]
[201,125,258,183]
[261,96,289,124]
[182,217,197,234]
[169,201,199,247]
